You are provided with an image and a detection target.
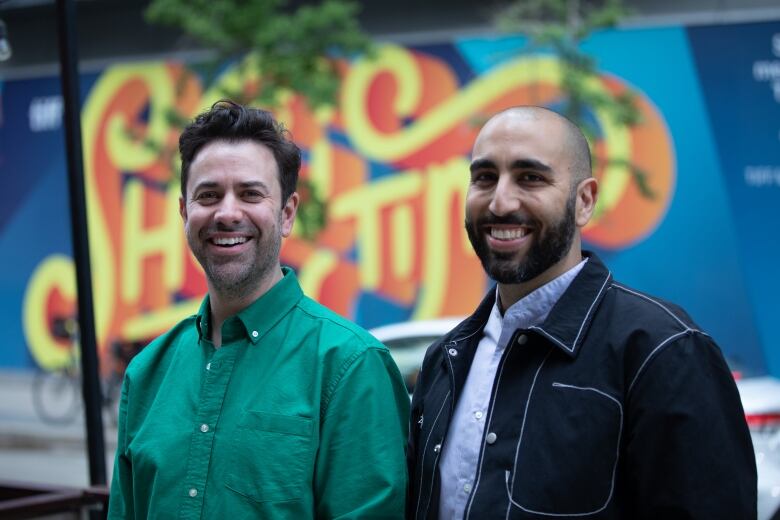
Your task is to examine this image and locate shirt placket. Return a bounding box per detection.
[460,344,494,498]
[178,343,239,519]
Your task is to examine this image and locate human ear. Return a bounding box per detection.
[575,177,598,227]
[280,192,300,237]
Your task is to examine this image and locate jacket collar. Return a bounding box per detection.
[529,251,612,357]
[444,251,612,358]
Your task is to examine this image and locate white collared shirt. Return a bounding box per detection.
[438,259,587,520]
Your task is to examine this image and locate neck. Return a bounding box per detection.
[208,266,283,348]
[497,247,583,312]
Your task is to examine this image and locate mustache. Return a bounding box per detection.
[199,222,257,237]
[470,212,537,228]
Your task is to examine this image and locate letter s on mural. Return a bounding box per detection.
[23,44,674,370]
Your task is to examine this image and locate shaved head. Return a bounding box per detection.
[479,106,592,188]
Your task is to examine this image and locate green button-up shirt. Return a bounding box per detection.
[108,268,409,519]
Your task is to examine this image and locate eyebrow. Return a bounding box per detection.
[191,180,270,192]
[469,158,495,173]
[511,158,552,173]
[469,157,553,174]
[237,181,270,191]
[192,181,219,192]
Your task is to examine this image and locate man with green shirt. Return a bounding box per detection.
[108,100,410,519]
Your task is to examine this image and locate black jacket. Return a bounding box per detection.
[407,252,756,519]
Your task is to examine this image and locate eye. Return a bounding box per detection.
[471,171,497,186]
[519,172,545,184]
[194,191,219,203]
[242,189,264,200]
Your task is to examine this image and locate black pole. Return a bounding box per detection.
[55,0,107,487]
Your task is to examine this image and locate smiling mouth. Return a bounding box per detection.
[489,227,529,241]
[210,236,249,247]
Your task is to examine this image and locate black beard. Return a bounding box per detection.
[465,194,577,284]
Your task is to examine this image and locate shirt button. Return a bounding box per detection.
[486,432,497,444]
[517,334,528,345]
[464,483,472,493]
[206,362,211,371]
[433,443,441,453]
[200,424,209,433]
[448,348,458,356]
[474,411,483,420]
[188,488,198,498]
[251,330,259,338]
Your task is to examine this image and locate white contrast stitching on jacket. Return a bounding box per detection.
[416,389,451,519]
[530,272,611,352]
[504,348,554,520]
[503,382,623,517]
[627,330,690,395]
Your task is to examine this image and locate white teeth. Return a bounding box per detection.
[490,228,526,240]
[213,237,248,246]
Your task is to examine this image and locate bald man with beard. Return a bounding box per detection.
[406,106,756,519]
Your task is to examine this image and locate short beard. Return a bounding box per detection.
[207,235,281,299]
[465,193,576,284]
[189,217,282,301]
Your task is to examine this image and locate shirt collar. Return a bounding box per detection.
[195,266,304,345]
[443,251,613,359]
[493,258,586,350]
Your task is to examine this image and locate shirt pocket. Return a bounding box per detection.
[505,382,623,516]
[225,410,314,503]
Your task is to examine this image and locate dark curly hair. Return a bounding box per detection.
[178,100,301,202]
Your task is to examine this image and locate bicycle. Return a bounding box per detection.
[32,317,143,426]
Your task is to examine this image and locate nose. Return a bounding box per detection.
[213,193,243,225]
[488,175,520,216]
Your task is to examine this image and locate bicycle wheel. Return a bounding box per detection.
[32,370,81,425]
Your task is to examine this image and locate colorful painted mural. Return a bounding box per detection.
[1,21,778,376]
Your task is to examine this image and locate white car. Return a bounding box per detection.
[370,317,462,394]
[371,318,780,520]
[735,375,780,519]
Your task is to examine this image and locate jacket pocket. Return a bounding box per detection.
[225,410,314,503]
[506,382,622,516]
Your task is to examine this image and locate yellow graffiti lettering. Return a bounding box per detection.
[331,172,423,290]
[414,157,470,319]
[589,98,631,223]
[121,178,184,303]
[343,46,635,218]
[389,204,415,281]
[104,64,182,171]
[22,255,76,370]
[308,138,334,198]
[121,298,201,342]
[342,43,634,223]
[343,49,564,162]
[341,45,422,129]
[81,65,179,346]
[297,249,339,298]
